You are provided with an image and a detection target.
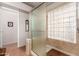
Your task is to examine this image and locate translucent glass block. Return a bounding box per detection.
[65,32,75,43]
[64,23,70,27]
[48,34,51,38]
[58,31,64,39]
[58,28,63,32]
[48,2,76,44]
[63,17,69,23]
[58,19,63,24]
[64,32,69,40]
[69,17,76,26]
[55,32,59,39]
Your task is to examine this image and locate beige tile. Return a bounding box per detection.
[5,43,26,56]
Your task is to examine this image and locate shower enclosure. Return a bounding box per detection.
[30,3,47,56]
[30,2,79,56]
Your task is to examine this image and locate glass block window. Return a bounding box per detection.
[48,3,76,43]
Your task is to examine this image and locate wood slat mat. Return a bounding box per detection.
[47,49,69,56]
[0,48,6,56]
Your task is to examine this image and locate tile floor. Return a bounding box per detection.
[5,43,26,56]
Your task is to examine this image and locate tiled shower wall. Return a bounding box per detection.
[48,3,76,43]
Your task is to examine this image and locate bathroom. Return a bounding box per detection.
[0,2,79,56]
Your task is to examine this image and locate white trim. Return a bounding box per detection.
[0,31,3,48]
[1,2,32,12]
[17,10,19,47]
[0,7,3,48]
[46,45,76,56]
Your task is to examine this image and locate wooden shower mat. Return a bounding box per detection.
[0,48,6,56]
[47,49,69,56]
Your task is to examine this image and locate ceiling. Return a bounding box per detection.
[23,2,43,8]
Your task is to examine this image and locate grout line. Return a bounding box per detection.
[31,50,38,56]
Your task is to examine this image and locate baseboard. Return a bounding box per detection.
[47,45,76,56]
[3,42,17,47]
[3,41,17,46]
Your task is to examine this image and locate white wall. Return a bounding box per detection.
[1,7,19,46]
[0,2,30,48]
[0,6,29,47]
